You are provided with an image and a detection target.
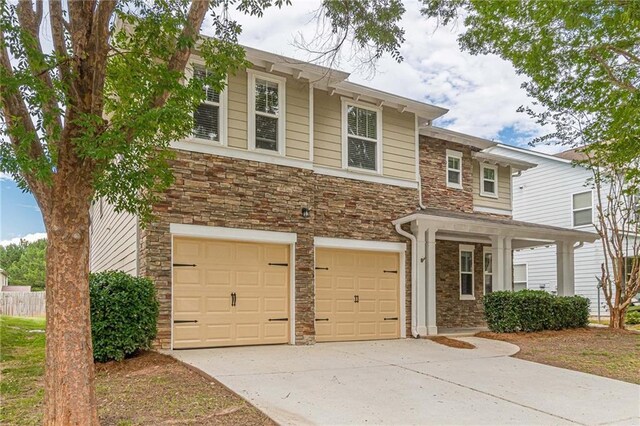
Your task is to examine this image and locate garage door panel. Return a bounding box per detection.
[315,248,399,343]
[173,237,289,349]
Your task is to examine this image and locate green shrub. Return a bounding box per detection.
[626,311,640,325]
[90,271,159,362]
[483,290,589,333]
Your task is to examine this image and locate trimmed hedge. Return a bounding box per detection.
[626,311,640,325]
[483,290,589,333]
[90,271,159,362]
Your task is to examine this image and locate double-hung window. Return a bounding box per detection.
[459,245,474,299]
[192,65,225,143]
[249,71,286,154]
[483,248,493,294]
[572,191,593,227]
[513,264,528,291]
[446,150,462,189]
[480,164,498,197]
[343,101,381,172]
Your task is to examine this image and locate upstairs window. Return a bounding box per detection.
[572,191,593,227]
[343,101,381,172]
[480,164,498,197]
[249,71,285,154]
[459,245,475,299]
[446,150,462,189]
[193,66,224,143]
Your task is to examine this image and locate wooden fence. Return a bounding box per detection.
[0,291,46,317]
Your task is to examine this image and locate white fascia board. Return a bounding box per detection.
[170,224,297,244]
[420,126,497,150]
[314,237,406,252]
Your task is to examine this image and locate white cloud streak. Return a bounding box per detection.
[0,232,47,247]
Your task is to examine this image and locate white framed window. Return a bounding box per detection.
[248,70,286,155]
[459,244,475,300]
[191,64,227,145]
[342,99,382,173]
[483,247,493,295]
[446,149,463,189]
[572,190,593,227]
[480,163,498,198]
[514,264,528,291]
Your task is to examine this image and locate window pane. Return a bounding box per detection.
[461,274,473,295]
[514,282,527,292]
[460,251,473,273]
[513,264,527,282]
[484,252,492,274]
[573,209,592,226]
[194,66,219,103]
[484,275,492,294]
[448,156,460,171]
[348,137,377,170]
[255,114,278,151]
[255,79,279,115]
[483,180,495,194]
[573,191,592,209]
[347,106,377,139]
[193,103,219,141]
[483,167,495,180]
[448,170,460,184]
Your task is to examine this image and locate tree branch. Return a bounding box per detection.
[88,0,117,114]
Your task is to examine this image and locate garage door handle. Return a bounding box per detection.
[315,267,329,270]
[268,318,289,321]
[315,318,329,321]
[173,320,198,324]
[384,317,398,321]
[173,263,197,267]
[231,292,236,307]
[383,270,398,274]
[268,263,289,266]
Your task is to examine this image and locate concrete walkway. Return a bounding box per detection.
[169,338,640,425]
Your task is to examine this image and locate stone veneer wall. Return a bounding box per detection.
[435,240,489,328]
[419,136,476,213]
[139,150,419,348]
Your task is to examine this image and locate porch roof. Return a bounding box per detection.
[393,208,599,247]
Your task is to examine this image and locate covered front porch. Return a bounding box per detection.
[394,208,598,336]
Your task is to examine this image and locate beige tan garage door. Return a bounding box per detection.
[172,237,290,349]
[315,248,400,342]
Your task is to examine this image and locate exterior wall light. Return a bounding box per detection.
[301,207,311,218]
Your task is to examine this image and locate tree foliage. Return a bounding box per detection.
[0,238,46,290]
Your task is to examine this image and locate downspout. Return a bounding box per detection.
[395,220,419,338]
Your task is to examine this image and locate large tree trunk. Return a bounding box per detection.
[43,197,98,425]
[609,306,626,329]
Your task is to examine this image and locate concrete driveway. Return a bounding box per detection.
[169,338,640,425]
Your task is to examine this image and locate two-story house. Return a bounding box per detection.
[90,45,597,350]
[491,144,636,314]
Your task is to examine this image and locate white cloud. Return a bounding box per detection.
[0,232,47,247]
[0,172,14,181]
[210,0,553,149]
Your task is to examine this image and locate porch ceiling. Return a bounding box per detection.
[393,208,599,244]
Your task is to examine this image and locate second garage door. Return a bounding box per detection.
[172,237,290,349]
[315,248,400,342]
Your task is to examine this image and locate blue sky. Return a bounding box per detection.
[1,0,561,244]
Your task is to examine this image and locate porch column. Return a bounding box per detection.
[491,236,505,291]
[504,237,513,291]
[556,241,575,296]
[425,228,438,335]
[412,222,427,336]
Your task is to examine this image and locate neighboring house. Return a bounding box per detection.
[490,144,635,314]
[90,44,597,350]
[0,269,8,287]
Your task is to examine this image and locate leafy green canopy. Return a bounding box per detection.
[0,239,46,290]
[421,0,640,172]
[0,0,405,223]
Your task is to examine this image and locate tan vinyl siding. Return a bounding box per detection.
[382,108,415,180]
[472,162,512,212]
[313,89,342,168]
[285,78,310,160]
[227,69,248,149]
[89,199,138,275]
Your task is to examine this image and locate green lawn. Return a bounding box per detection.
[0,316,46,425]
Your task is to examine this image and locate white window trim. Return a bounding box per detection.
[480,163,498,198]
[247,69,286,156]
[513,263,528,291]
[571,190,593,228]
[446,149,463,189]
[184,59,228,147]
[341,98,383,175]
[459,244,475,300]
[483,246,492,295]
